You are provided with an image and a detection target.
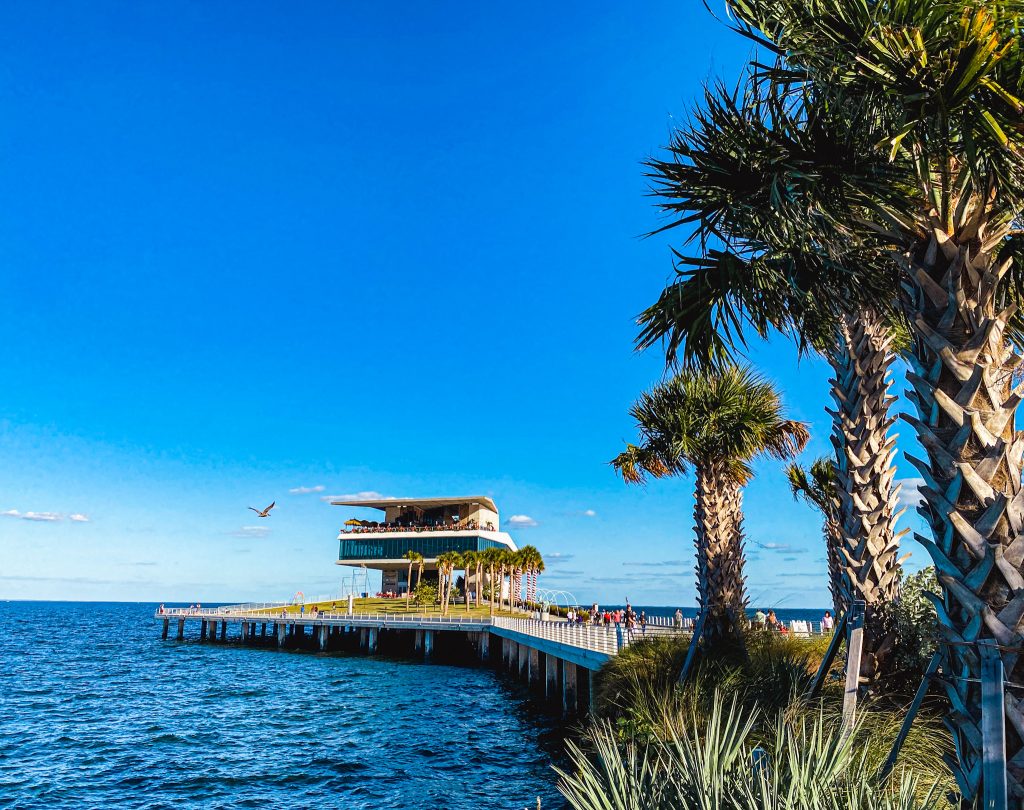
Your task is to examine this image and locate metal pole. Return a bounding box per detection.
[979,640,1008,810]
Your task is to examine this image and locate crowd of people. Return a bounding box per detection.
[342,519,496,534]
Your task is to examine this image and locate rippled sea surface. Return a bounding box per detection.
[1,602,568,810]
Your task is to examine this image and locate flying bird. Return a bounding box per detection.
[248,502,276,518]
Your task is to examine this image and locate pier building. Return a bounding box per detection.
[331,496,518,595]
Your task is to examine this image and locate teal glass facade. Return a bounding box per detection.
[338,534,508,561]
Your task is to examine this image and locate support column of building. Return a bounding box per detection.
[562,661,578,717]
[276,623,286,648]
[545,654,558,700]
[423,630,433,661]
[367,628,378,654]
[528,647,540,687]
[176,619,184,641]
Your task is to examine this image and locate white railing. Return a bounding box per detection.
[490,617,688,655]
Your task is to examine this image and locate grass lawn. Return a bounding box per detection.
[251,597,522,618]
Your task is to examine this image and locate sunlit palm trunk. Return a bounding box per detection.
[828,307,904,688]
[694,464,747,644]
[475,563,482,608]
[902,211,1024,802]
[822,513,846,619]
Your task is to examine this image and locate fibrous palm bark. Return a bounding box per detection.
[902,207,1024,800]
[694,465,747,643]
[827,307,906,689]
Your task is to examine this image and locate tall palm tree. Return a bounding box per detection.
[495,549,513,613]
[461,549,478,613]
[612,365,808,645]
[640,85,908,687]
[636,3,1024,799]
[786,458,845,618]
[518,545,543,605]
[402,550,422,611]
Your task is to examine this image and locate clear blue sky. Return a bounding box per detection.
[0,1,927,607]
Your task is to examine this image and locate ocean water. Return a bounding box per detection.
[0,602,567,810]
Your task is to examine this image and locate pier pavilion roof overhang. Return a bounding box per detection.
[330,496,499,514]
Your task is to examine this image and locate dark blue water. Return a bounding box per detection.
[0,602,567,810]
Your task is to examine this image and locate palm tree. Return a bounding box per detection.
[473,551,485,609]
[402,550,422,611]
[639,84,909,688]
[461,549,478,613]
[511,549,528,608]
[495,549,512,613]
[786,458,845,618]
[436,551,460,616]
[518,544,543,605]
[635,3,1024,798]
[480,547,499,615]
[415,553,425,591]
[612,365,808,645]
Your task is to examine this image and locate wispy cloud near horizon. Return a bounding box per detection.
[227,526,272,538]
[289,485,325,495]
[1,509,89,523]
[321,490,389,503]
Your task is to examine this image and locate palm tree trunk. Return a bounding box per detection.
[822,514,847,619]
[694,464,747,644]
[488,565,496,616]
[465,567,471,613]
[827,306,905,688]
[475,563,482,608]
[902,215,1024,803]
[407,562,413,610]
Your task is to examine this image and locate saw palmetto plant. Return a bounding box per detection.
[634,1,1024,799]
[612,365,808,647]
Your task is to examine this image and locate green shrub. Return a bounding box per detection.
[558,692,949,809]
[413,583,438,607]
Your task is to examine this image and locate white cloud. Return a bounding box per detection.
[897,478,926,510]
[546,552,574,563]
[508,514,538,528]
[321,490,388,503]
[289,485,325,495]
[228,526,272,538]
[1,509,88,523]
[582,509,597,517]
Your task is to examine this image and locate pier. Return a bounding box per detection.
[156,605,692,716]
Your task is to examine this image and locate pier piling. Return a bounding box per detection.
[220,620,227,641]
[276,623,285,648]
[545,654,558,700]
[562,662,578,717]
[528,647,540,686]
[318,625,327,651]
[367,627,378,654]
[423,630,433,661]
[176,619,184,641]
[161,619,169,640]
[518,643,528,679]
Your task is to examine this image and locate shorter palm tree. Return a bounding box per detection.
[461,550,478,613]
[612,365,808,646]
[402,550,422,611]
[785,458,845,617]
[436,551,461,616]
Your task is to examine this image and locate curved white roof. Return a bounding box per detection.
[329,495,499,513]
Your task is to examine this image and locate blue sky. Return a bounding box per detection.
[0,2,927,606]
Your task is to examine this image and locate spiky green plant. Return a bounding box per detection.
[557,692,946,809]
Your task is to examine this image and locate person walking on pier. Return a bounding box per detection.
[639,610,647,636]
[673,609,683,630]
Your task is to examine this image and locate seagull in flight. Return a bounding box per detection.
[248,501,276,518]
